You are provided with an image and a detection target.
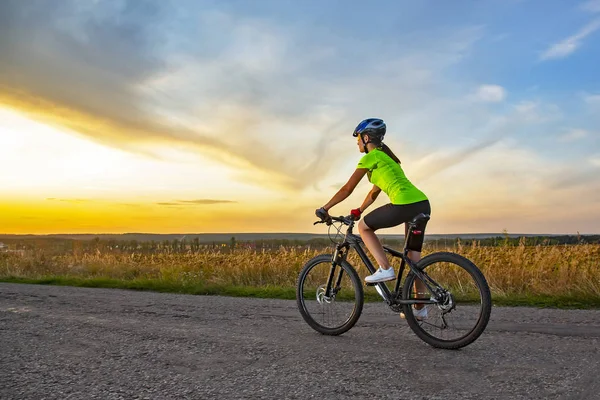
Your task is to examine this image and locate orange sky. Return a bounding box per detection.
[1,1,599,235]
[1,105,598,235]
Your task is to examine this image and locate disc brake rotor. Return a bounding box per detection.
[437,291,455,312]
[316,284,333,305]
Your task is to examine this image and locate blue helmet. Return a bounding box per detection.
[352,118,386,141]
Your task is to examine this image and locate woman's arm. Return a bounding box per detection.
[322,169,368,211]
[358,185,381,212]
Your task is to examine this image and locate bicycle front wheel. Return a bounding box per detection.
[402,252,492,349]
[296,254,364,336]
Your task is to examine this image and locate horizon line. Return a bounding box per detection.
[0,232,597,237]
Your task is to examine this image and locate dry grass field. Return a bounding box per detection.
[1,241,599,307]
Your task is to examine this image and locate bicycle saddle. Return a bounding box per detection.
[409,213,430,227]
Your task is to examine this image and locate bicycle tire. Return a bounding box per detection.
[296,254,364,336]
[402,252,492,349]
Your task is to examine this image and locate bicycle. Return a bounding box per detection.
[296,213,492,349]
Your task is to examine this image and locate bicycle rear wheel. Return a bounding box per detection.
[296,254,363,336]
[402,252,492,349]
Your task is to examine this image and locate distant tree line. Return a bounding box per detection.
[1,234,598,256]
[433,234,600,247]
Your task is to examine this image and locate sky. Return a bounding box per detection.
[0,0,599,235]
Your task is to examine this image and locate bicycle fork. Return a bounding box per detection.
[324,245,348,299]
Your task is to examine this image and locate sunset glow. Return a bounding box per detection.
[1,1,599,234]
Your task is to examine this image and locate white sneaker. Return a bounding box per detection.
[400,306,428,321]
[365,267,395,283]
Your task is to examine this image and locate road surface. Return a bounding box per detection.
[1,283,599,399]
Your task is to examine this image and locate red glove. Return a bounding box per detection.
[350,208,362,220]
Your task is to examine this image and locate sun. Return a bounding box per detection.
[0,106,254,201]
[0,107,134,197]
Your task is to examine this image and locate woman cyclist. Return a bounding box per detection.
[315,118,431,318]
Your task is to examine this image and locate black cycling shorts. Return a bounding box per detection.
[363,200,431,252]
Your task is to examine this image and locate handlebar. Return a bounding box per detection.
[313,215,355,226]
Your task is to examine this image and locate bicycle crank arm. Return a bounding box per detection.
[395,299,439,305]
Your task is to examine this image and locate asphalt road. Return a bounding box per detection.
[1,283,599,400]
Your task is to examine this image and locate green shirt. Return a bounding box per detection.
[357,148,428,205]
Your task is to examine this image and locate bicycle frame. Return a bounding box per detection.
[323,217,442,306]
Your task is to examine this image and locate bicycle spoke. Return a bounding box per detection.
[402,252,491,348]
[297,255,363,335]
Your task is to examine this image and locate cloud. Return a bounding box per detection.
[156,199,236,206]
[0,1,487,192]
[46,198,91,203]
[474,84,506,102]
[411,138,500,182]
[420,139,600,233]
[0,2,352,190]
[547,167,600,190]
[591,156,600,167]
[558,129,588,142]
[116,203,142,208]
[0,1,327,189]
[407,95,569,184]
[581,0,600,13]
[540,18,600,60]
[584,93,600,106]
[514,101,562,122]
[176,199,237,205]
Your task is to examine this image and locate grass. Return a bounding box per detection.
[1,276,597,309]
[0,276,298,299]
[1,241,599,309]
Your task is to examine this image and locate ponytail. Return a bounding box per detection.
[379,142,401,164]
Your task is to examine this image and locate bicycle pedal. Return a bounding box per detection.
[365,282,376,286]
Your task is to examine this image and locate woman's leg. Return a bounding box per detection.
[408,249,427,309]
[405,220,428,309]
[358,219,391,269]
[359,201,430,283]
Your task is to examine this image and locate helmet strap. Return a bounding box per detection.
[361,135,370,154]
